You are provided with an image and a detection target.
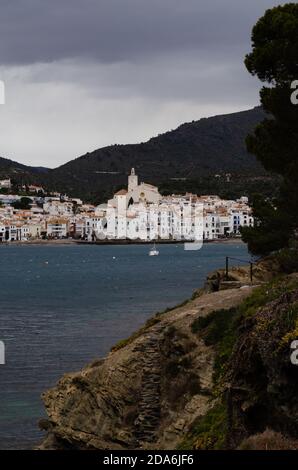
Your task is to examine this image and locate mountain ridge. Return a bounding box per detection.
[0,106,272,202]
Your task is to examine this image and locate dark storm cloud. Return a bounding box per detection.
[0,0,283,65]
[0,0,287,167]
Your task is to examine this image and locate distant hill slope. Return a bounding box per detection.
[0,106,272,202]
[0,156,49,181]
[46,106,267,200]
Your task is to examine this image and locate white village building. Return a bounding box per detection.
[0,168,253,243]
[0,179,12,190]
[84,168,251,242]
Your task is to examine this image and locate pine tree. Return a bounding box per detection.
[241,3,298,255]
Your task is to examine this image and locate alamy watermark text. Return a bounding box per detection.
[290,80,298,105]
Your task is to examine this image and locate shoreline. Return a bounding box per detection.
[0,239,76,247]
[0,237,244,247]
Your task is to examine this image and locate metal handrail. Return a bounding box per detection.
[225,256,254,283]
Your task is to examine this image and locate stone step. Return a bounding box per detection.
[134,332,162,445]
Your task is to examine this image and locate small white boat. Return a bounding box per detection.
[149,243,159,256]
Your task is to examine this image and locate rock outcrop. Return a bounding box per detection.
[179,274,298,450]
[39,261,298,450]
[226,284,298,448]
[39,287,254,450]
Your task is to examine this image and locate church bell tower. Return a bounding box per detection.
[128,168,138,192]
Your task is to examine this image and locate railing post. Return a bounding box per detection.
[224,256,254,283]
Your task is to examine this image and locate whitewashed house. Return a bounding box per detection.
[0,224,5,242]
[46,218,68,238]
[43,200,74,217]
[0,179,12,190]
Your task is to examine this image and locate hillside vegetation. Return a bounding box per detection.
[0,107,278,202]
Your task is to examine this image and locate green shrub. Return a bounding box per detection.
[276,247,298,274]
[178,403,227,450]
[181,275,298,450]
[165,355,192,378]
[239,276,298,318]
[202,308,238,347]
[191,312,216,334]
[191,308,239,383]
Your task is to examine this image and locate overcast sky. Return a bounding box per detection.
[0,0,285,168]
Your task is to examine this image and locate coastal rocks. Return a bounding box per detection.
[39,286,254,450]
[226,287,298,448]
[204,267,252,292]
[40,344,145,449]
[219,281,243,290]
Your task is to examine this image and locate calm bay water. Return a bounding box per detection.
[0,242,249,449]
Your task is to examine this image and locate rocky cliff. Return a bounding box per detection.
[39,259,298,450]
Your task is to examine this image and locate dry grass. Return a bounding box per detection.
[238,429,298,450]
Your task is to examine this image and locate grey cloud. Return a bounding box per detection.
[0,0,288,167]
[0,0,284,65]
